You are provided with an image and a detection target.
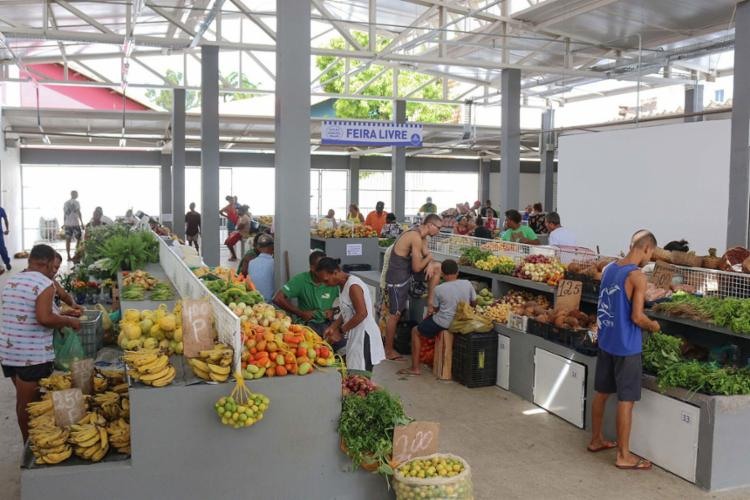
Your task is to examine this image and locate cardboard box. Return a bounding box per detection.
[432,330,453,380]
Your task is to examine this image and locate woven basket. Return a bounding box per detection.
[652,247,672,263]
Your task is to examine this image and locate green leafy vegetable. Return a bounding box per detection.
[339,389,410,475]
[643,331,683,374]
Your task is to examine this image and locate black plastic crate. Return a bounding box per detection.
[452,332,498,388]
[527,318,551,339]
[550,326,574,347]
[572,331,599,357]
[395,320,417,355]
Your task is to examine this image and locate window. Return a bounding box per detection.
[406,172,478,216]
[359,170,391,215]
[315,169,348,219]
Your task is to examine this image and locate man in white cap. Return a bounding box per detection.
[419,197,437,214]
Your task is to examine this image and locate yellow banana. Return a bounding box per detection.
[91,442,109,462]
[139,365,171,382]
[98,426,108,449]
[111,383,129,394]
[39,446,72,464]
[208,363,231,376]
[209,372,229,383]
[150,366,176,387]
[219,356,232,367]
[189,358,210,372]
[140,354,169,374]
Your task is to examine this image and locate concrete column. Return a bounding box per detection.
[727,1,750,248]
[160,154,172,229]
[539,109,555,212]
[391,99,406,218]
[201,45,220,266]
[500,68,521,216]
[0,144,22,252]
[275,0,311,284]
[479,159,490,203]
[685,84,704,122]
[349,156,360,207]
[171,88,186,240]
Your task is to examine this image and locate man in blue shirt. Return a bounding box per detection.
[588,230,660,471]
[247,234,275,301]
[0,206,11,271]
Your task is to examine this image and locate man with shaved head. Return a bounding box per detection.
[588,230,661,471]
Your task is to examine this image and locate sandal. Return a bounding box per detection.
[397,368,420,376]
[615,458,652,470]
[587,441,617,453]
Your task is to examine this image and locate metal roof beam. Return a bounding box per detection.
[532,0,620,30]
[189,0,226,49]
[311,0,365,51]
[53,0,116,35]
[228,0,276,41]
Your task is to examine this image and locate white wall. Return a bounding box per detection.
[0,146,22,252]
[489,172,557,213]
[557,119,731,256]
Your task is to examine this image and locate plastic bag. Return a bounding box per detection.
[54,327,85,371]
[449,302,493,334]
[394,453,473,500]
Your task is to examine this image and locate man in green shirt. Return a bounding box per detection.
[501,209,539,245]
[419,197,437,214]
[273,250,340,337]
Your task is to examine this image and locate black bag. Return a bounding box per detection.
[409,272,427,298]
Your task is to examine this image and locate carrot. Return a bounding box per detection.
[245,276,256,291]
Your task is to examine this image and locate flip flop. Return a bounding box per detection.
[386,355,405,361]
[587,441,617,453]
[397,368,420,376]
[615,458,652,471]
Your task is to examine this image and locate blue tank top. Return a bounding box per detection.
[597,262,643,356]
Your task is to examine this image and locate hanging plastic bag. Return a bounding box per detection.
[448,302,493,334]
[54,327,85,371]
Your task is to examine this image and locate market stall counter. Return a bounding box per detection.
[21,369,388,500]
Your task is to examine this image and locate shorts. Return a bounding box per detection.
[186,233,200,243]
[416,316,445,339]
[227,221,237,232]
[386,281,410,315]
[2,362,54,383]
[64,226,82,240]
[225,231,242,247]
[594,350,642,402]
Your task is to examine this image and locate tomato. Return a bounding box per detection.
[319,347,330,359]
[296,346,307,358]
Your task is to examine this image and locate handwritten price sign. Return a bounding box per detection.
[392,421,440,465]
[182,298,215,358]
[52,388,86,427]
[555,279,582,311]
[651,261,674,290]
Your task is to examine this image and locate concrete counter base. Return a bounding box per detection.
[22,370,390,500]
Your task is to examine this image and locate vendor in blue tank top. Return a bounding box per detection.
[588,230,661,471]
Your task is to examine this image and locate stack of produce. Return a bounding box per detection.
[122,349,177,387]
[505,294,551,316]
[342,374,378,397]
[106,418,131,454]
[240,323,334,380]
[566,258,615,281]
[475,288,494,308]
[214,375,270,429]
[92,391,127,421]
[117,303,183,354]
[339,389,409,473]
[419,337,436,366]
[479,241,516,253]
[653,294,750,333]
[122,270,159,290]
[149,282,175,300]
[69,414,109,462]
[188,344,234,382]
[81,225,159,279]
[317,225,379,238]
[200,274,264,307]
[644,332,750,395]
[394,454,473,500]
[39,373,72,391]
[473,255,516,274]
[29,421,72,465]
[513,255,565,285]
[530,307,596,331]
[459,248,491,267]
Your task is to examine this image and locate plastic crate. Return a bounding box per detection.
[572,331,599,357]
[79,309,103,358]
[395,320,416,355]
[527,318,551,339]
[452,332,498,388]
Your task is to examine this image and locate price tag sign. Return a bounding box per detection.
[555,279,582,312]
[392,421,440,465]
[182,298,215,358]
[651,261,674,290]
[346,243,363,256]
[71,358,95,395]
[52,388,86,427]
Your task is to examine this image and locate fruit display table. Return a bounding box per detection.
[310,236,380,270]
[21,369,389,500]
[117,262,179,312]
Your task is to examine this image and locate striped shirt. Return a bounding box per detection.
[0,271,55,366]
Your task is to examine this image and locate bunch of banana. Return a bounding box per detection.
[29,424,72,465]
[39,373,72,391]
[93,375,108,393]
[92,392,123,421]
[27,397,54,419]
[78,411,107,426]
[29,412,56,430]
[188,344,233,382]
[97,368,126,385]
[122,349,177,388]
[121,397,130,420]
[106,418,131,454]
[111,382,130,395]
[69,423,109,462]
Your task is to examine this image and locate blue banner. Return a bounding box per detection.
[321,120,423,147]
